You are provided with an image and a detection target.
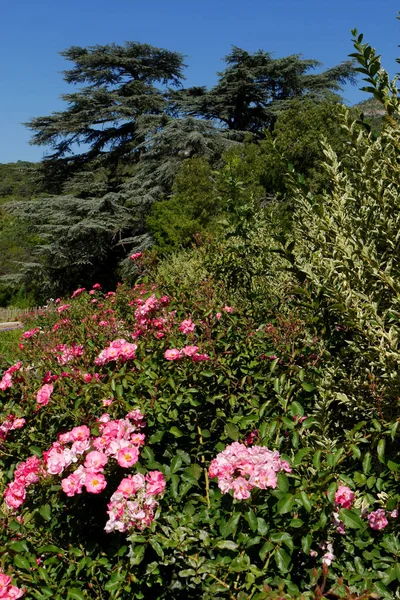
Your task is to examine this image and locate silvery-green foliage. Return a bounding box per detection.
[292,106,400,418]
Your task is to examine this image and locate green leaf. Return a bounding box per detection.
[201,370,214,378]
[299,491,312,513]
[313,450,321,470]
[67,590,86,600]
[293,447,312,466]
[149,538,164,559]
[274,547,291,573]
[327,482,337,503]
[216,540,238,551]
[276,494,295,515]
[169,426,184,438]
[362,452,372,474]
[14,554,31,571]
[301,382,315,392]
[290,401,304,417]
[339,508,365,530]
[246,510,258,533]
[37,545,63,554]
[9,541,29,553]
[39,504,51,522]
[377,439,386,464]
[257,517,268,536]
[301,534,312,554]
[148,430,165,444]
[270,532,293,550]
[170,456,182,473]
[224,422,239,441]
[387,460,400,472]
[277,472,289,493]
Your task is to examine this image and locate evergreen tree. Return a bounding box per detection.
[173,47,356,134]
[26,42,186,187]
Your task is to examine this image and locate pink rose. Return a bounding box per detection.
[231,476,251,500]
[117,446,139,468]
[117,473,146,496]
[10,418,25,430]
[368,509,388,530]
[334,485,355,509]
[145,471,166,496]
[84,451,108,472]
[36,383,54,407]
[164,349,182,361]
[181,345,199,357]
[179,319,195,334]
[192,353,210,362]
[85,472,107,494]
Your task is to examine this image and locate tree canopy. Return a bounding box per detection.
[172,46,356,134]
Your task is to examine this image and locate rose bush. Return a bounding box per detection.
[0,278,398,599]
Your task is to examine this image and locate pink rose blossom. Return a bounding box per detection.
[164,349,182,361]
[117,446,139,468]
[181,345,199,357]
[192,353,210,362]
[179,319,195,334]
[117,474,146,496]
[368,509,388,531]
[10,418,25,430]
[85,472,107,494]
[130,252,142,260]
[145,471,166,496]
[36,383,54,407]
[334,485,355,509]
[84,451,108,472]
[231,476,251,500]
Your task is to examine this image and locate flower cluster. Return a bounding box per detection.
[0,573,24,599]
[56,304,71,314]
[4,411,146,509]
[71,287,86,298]
[54,343,84,365]
[0,415,25,442]
[95,339,138,365]
[164,346,210,362]
[130,293,172,338]
[178,319,196,334]
[0,362,22,391]
[105,471,166,533]
[22,327,40,340]
[209,442,291,500]
[4,456,42,509]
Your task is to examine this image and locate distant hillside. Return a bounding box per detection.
[353,97,386,132]
[0,161,39,203]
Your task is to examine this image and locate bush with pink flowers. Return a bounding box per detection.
[0,276,398,600]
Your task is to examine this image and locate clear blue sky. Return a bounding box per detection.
[1,0,400,163]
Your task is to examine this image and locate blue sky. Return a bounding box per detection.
[1,0,399,163]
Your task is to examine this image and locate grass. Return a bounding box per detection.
[0,329,21,363]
